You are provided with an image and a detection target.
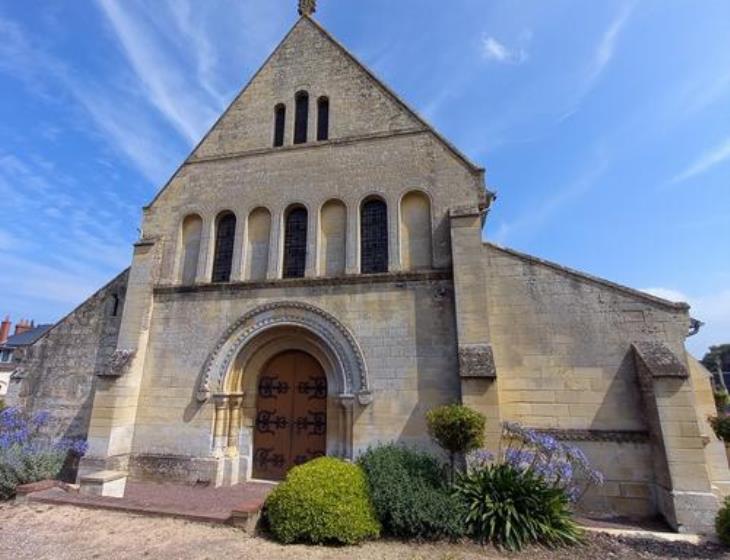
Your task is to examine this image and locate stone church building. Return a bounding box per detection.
[7,3,729,533]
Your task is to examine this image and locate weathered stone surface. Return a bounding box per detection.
[633,341,689,378]
[458,344,496,378]
[6,270,128,440]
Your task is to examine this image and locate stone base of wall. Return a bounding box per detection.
[127,453,250,487]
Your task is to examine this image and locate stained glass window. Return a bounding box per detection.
[360,199,388,274]
[212,213,236,283]
[283,207,308,278]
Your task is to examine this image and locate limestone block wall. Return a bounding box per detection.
[127,273,459,479]
[6,270,128,440]
[477,242,710,519]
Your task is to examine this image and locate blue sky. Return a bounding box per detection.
[0,0,728,357]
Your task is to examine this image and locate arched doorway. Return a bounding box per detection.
[252,350,327,480]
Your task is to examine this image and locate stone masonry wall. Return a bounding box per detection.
[480,243,697,517]
[7,270,129,441]
[128,274,459,471]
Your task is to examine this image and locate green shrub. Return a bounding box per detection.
[715,389,729,412]
[717,497,730,546]
[358,443,465,540]
[264,457,380,545]
[709,415,730,442]
[426,404,485,478]
[454,462,582,551]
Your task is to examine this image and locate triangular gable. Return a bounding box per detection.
[146,16,482,209]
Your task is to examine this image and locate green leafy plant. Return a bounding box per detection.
[714,389,729,413]
[264,457,380,545]
[709,415,730,442]
[426,404,485,480]
[454,462,582,551]
[358,443,465,540]
[717,496,730,546]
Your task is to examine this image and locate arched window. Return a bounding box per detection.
[294,91,309,144]
[212,212,236,283]
[246,207,271,281]
[317,96,329,141]
[283,206,308,278]
[180,213,203,285]
[400,191,432,270]
[319,199,346,276]
[273,104,286,147]
[360,198,388,274]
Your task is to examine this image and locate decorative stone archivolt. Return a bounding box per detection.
[197,301,371,405]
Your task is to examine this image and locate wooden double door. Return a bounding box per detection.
[252,351,327,480]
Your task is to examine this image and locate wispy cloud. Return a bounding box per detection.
[671,136,730,184]
[96,0,219,143]
[481,35,528,65]
[586,3,633,85]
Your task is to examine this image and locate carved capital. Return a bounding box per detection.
[458,343,496,378]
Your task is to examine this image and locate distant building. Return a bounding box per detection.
[0,317,53,396]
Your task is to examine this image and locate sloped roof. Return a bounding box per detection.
[3,324,54,348]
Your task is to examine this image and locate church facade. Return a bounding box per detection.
[7,8,729,533]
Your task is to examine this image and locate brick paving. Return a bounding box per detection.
[24,480,275,524]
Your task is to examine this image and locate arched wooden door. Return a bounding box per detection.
[252,351,327,480]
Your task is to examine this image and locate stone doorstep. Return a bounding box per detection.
[79,470,127,483]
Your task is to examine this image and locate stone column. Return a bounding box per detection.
[345,204,359,275]
[227,393,245,456]
[305,205,318,278]
[213,394,231,457]
[339,394,355,459]
[267,209,282,279]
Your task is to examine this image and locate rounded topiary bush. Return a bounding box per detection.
[426,404,485,478]
[264,457,380,545]
[717,496,730,546]
[358,443,465,540]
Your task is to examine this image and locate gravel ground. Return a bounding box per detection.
[1,502,727,560]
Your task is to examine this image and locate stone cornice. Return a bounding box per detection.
[153,270,452,297]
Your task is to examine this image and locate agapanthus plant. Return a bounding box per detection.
[465,421,603,503]
[0,406,88,499]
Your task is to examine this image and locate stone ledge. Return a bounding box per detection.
[633,342,689,379]
[154,269,452,296]
[533,428,651,444]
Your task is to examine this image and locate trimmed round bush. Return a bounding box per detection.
[717,496,730,546]
[426,404,485,478]
[454,462,582,551]
[264,457,380,545]
[358,443,465,540]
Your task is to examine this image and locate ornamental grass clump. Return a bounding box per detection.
[264,457,380,545]
[358,443,466,540]
[0,406,87,500]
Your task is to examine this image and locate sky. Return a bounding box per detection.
[0,0,728,357]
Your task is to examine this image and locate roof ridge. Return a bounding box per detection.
[483,241,690,311]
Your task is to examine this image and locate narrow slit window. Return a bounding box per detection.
[317,96,329,141]
[283,207,308,278]
[273,104,286,147]
[360,198,388,274]
[294,91,309,144]
[212,213,236,283]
